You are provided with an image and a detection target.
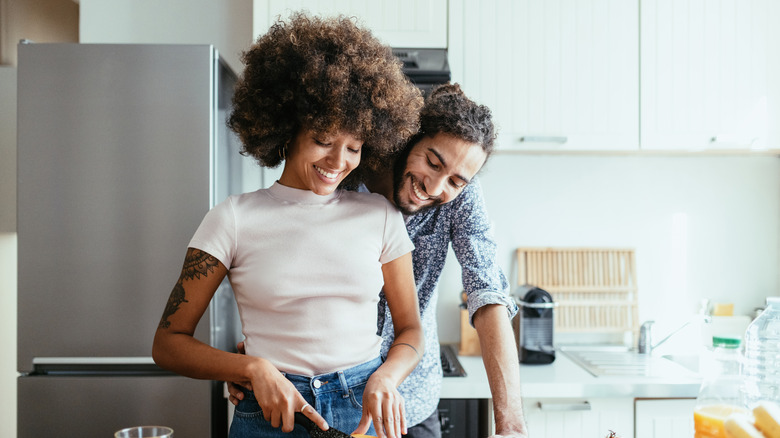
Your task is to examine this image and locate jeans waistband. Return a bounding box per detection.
[282,356,382,396]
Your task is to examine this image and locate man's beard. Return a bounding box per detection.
[392,148,442,216]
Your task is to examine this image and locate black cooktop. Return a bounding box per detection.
[440,344,467,377]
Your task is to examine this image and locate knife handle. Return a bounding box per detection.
[294,412,354,437]
[294,412,317,431]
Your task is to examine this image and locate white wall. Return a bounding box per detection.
[0,234,17,438]
[79,0,253,75]
[436,153,780,344]
[0,0,79,66]
[0,66,17,438]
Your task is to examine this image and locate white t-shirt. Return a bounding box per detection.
[189,182,414,375]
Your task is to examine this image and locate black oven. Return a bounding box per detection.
[438,398,489,437]
[438,345,489,437]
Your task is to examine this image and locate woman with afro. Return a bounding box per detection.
[153,12,425,438]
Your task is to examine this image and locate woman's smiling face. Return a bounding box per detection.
[278,129,363,195]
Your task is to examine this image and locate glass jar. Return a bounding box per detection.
[693,336,748,438]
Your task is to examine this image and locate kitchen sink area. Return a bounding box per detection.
[661,354,701,374]
[559,345,701,378]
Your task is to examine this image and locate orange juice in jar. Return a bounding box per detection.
[694,336,747,437]
[693,404,749,437]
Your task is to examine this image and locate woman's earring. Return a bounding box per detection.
[279,141,288,161]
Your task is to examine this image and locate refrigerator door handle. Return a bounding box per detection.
[31,357,174,376]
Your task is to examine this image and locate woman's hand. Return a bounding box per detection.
[352,370,405,438]
[247,357,329,433]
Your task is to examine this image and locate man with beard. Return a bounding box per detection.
[229,83,528,438]
[362,83,528,438]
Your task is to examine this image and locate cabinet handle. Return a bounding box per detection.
[710,136,759,147]
[537,401,592,411]
[519,136,568,143]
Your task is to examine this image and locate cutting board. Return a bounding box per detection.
[459,308,481,356]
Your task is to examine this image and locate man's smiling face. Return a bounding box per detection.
[393,132,487,215]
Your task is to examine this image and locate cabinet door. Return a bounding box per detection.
[449,0,639,151]
[523,398,634,438]
[635,399,696,438]
[257,0,447,48]
[641,0,778,151]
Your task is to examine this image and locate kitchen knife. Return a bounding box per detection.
[294,412,352,438]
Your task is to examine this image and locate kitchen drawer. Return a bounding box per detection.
[524,397,634,438]
[634,398,695,438]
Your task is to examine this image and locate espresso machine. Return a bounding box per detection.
[512,285,556,364]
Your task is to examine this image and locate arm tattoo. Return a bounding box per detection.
[181,249,221,281]
[159,282,187,329]
[158,249,220,329]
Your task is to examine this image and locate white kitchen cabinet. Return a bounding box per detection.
[635,398,696,438]
[253,0,447,48]
[449,0,639,151]
[640,0,780,151]
[523,398,635,438]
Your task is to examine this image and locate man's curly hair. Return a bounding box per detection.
[413,83,497,158]
[228,12,423,187]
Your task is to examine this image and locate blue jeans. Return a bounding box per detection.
[230,357,381,438]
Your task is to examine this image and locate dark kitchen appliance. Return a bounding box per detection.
[393,48,451,96]
[437,399,489,437]
[512,286,556,364]
[440,343,467,377]
[16,43,250,437]
[438,345,487,436]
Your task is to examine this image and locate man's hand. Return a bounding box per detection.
[227,341,251,406]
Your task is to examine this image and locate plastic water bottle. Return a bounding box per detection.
[741,296,780,407]
[693,336,748,438]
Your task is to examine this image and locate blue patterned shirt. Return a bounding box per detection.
[374,178,518,426]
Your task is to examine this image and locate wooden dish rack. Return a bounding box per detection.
[515,247,639,334]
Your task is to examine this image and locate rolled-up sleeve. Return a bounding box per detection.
[450,180,518,325]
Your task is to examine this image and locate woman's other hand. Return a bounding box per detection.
[352,370,405,438]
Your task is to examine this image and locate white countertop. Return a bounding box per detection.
[440,350,701,400]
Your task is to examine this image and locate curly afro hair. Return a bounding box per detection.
[414,83,497,158]
[228,12,423,187]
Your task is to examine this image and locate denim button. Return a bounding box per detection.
[313,379,322,389]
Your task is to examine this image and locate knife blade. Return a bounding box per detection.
[294,412,353,438]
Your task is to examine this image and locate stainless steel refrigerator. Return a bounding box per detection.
[16,43,251,438]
